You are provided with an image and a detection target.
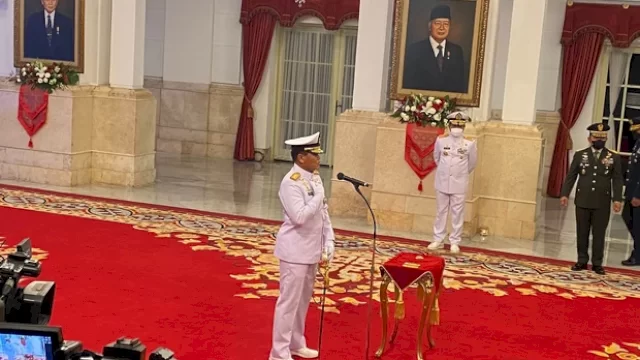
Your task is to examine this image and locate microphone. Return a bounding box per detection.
[337,173,370,187]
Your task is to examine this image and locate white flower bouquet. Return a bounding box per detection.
[391,93,457,127]
[15,61,79,93]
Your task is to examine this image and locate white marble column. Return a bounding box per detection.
[162,0,214,84]
[109,0,146,89]
[351,0,394,112]
[81,0,112,85]
[501,0,548,124]
[466,0,501,121]
[0,0,14,77]
[210,0,242,84]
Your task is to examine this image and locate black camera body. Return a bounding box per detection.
[102,337,147,360]
[0,238,56,325]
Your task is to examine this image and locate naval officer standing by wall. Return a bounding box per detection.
[428,111,477,254]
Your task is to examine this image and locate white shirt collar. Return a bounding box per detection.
[429,36,447,56]
[293,163,314,180]
[44,10,56,25]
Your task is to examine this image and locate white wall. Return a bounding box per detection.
[144,0,165,78]
[490,0,512,111]
[535,0,565,111]
[0,0,14,77]
[491,0,565,112]
[163,0,215,84]
[211,0,242,84]
[143,0,242,84]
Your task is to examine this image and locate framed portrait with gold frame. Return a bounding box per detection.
[390,0,490,107]
[13,0,85,72]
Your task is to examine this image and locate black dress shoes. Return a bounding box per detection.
[621,257,640,266]
[571,263,588,271]
[592,266,606,275]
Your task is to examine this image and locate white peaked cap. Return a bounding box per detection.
[446,111,470,120]
[285,132,321,146]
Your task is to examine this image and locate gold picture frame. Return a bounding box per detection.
[390,0,490,107]
[13,0,85,72]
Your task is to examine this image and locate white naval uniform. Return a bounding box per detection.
[432,135,477,245]
[270,163,335,360]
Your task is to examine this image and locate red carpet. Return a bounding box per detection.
[0,185,638,359]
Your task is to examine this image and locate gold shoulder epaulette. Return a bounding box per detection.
[290,172,301,181]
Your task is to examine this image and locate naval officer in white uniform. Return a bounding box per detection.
[428,111,477,253]
[269,132,335,360]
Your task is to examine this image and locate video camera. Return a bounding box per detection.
[0,238,56,325]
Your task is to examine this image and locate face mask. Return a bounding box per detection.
[449,128,463,137]
[592,140,605,150]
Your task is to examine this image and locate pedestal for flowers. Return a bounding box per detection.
[391,94,456,191]
[14,62,79,148]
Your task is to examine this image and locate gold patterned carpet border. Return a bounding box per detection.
[0,186,639,316]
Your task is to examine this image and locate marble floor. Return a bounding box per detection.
[0,153,637,271]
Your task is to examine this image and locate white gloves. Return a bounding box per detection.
[324,242,335,262]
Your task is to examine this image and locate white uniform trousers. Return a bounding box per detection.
[270,260,317,360]
[433,191,466,245]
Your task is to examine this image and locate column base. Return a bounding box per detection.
[150,79,244,160]
[331,112,544,241]
[93,87,157,187]
[473,121,544,240]
[328,110,386,217]
[0,82,157,187]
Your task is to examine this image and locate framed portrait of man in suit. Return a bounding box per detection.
[13,0,85,72]
[390,0,489,107]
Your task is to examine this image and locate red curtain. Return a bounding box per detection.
[233,13,277,161]
[240,0,359,31]
[562,3,640,48]
[546,32,605,197]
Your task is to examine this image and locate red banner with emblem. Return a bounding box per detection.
[405,123,444,192]
[17,85,49,148]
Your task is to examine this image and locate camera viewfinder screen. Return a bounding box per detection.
[0,333,53,360]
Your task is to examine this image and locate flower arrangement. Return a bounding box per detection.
[14,61,79,93]
[391,93,457,127]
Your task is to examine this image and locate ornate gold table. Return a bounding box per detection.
[375,252,445,360]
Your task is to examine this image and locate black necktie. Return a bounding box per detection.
[46,15,53,46]
[437,45,444,72]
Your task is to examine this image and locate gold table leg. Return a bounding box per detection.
[390,284,403,344]
[416,280,437,360]
[375,273,392,358]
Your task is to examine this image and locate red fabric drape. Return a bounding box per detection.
[562,3,640,48]
[17,85,49,148]
[234,13,277,161]
[546,32,605,197]
[240,0,359,31]
[405,124,444,192]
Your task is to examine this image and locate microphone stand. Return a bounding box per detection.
[349,183,378,360]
